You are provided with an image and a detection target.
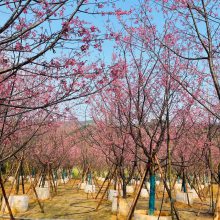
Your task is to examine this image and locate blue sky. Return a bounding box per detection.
[0,0,169,121]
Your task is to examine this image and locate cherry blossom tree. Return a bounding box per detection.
[89,93,139,198]
[0,0,131,164]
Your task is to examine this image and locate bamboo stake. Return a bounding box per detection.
[0,173,15,220]
[3,163,16,185]
[47,163,52,200]
[26,163,44,213]
[21,160,25,194]
[95,165,113,199]
[95,166,117,210]
[126,163,150,220]
[155,156,180,220]
[49,168,57,194]
[26,170,42,194]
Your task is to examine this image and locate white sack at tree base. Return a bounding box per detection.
[140,188,149,198]
[38,180,49,188]
[200,184,205,189]
[126,186,134,194]
[1,195,29,213]
[204,182,209,187]
[108,189,118,201]
[61,177,69,184]
[112,197,118,213]
[134,210,147,220]
[134,210,172,220]
[28,177,35,183]
[19,176,25,182]
[97,177,105,182]
[131,179,136,184]
[131,179,140,185]
[80,182,86,190]
[174,183,182,191]
[35,187,50,200]
[112,198,131,216]
[84,184,96,193]
[189,189,199,198]
[8,176,15,183]
[156,181,160,186]
[54,180,60,186]
[176,192,194,205]
[118,199,132,217]
[116,184,122,190]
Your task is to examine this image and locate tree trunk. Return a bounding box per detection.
[148,169,156,215]
[182,170,186,193]
[114,176,117,190]
[122,179,127,198]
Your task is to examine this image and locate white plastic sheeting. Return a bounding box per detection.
[84,184,96,193]
[126,186,134,194]
[1,195,29,213]
[134,210,172,220]
[35,187,50,200]
[108,189,118,201]
[140,188,149,198]
[176,192,194,205]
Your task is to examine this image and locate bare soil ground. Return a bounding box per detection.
[0,179,216,220]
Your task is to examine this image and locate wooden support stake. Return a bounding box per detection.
[155,156,180,220]
[47,163,52,200]
[21,160,25,194]
[26,163,44,213]
[95,165,113,199]
[127,164,150,220]
[95,166,117,211]
[0,173,15,220]
[49,168,57,194]
[3,163,16,185]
